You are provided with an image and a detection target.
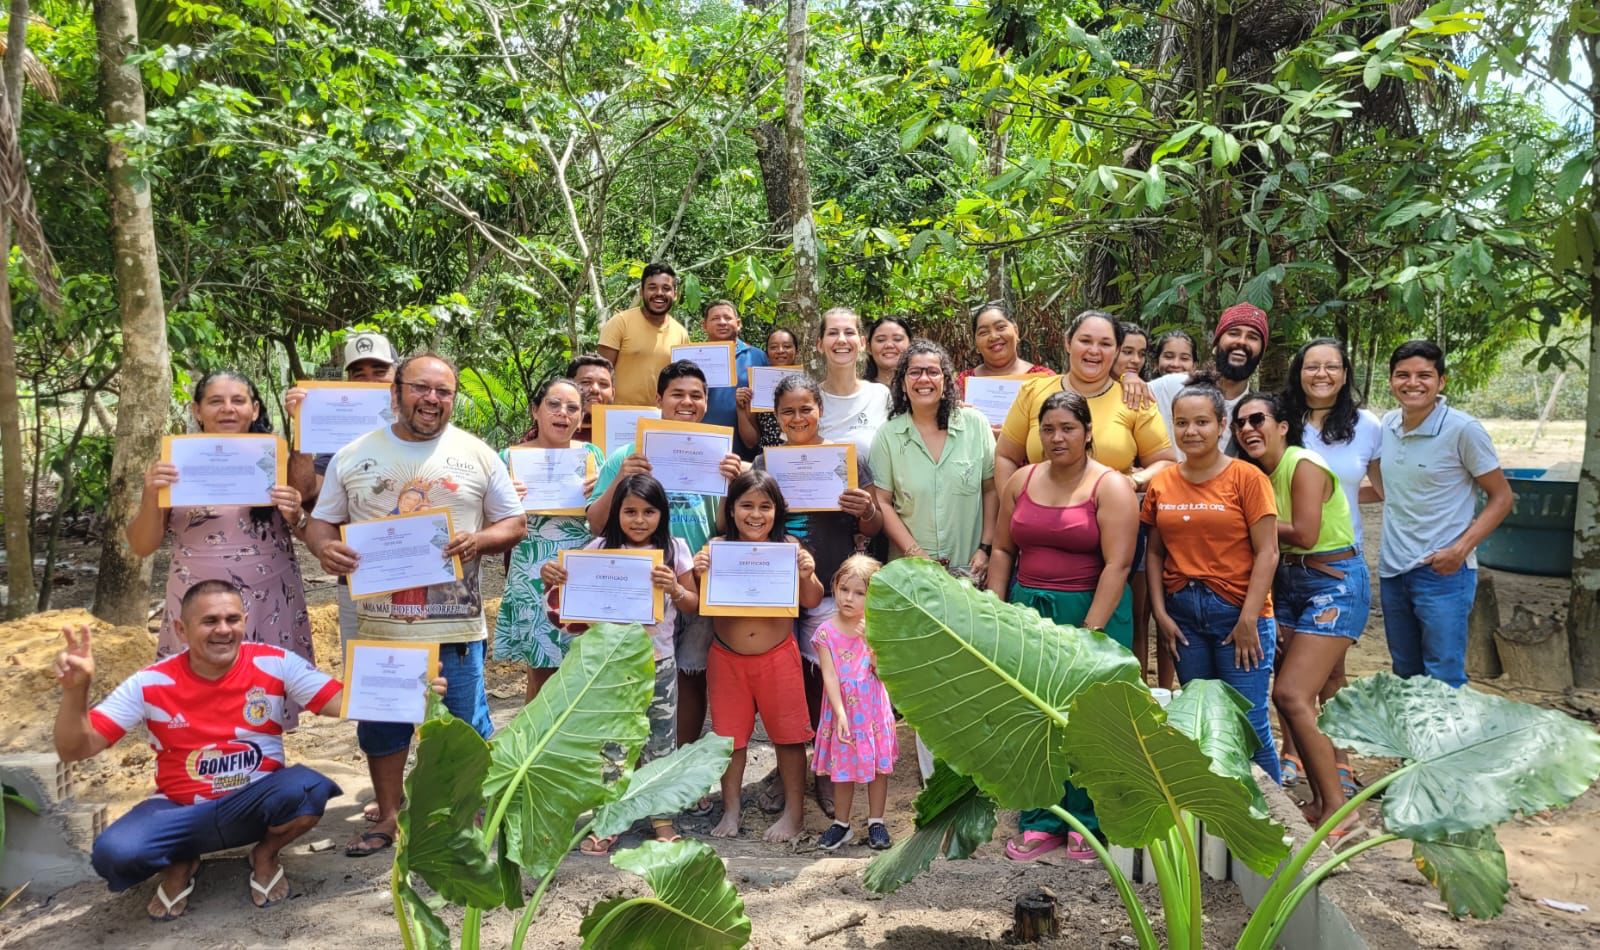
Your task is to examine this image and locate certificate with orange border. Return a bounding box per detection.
[762,443,858,513]
[341,508,463,600]
[748,365,804,412]
[962,374,1034,428]
[698,540,800,618]
[671,342,738,388]
[635,419,735,496]
[592,405,661,456]
[339,640,439,723]
[158,434,287,508]
[557,549,664,625]
[292,381,393,454]
[507,446,596,515]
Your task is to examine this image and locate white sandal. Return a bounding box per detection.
[248,865,287,909]
[149,876,195,922]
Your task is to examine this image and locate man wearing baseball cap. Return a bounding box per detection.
[1146,302,1268,458]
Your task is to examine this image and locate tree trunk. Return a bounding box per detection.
[1566,32,1600,688]
[0,0,34,618]
[91,0,169,625]
[782,0,821,341]
[750,118,792,238]
[1530,370,1566,449]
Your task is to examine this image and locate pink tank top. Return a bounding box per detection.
[1011,467,1108,592]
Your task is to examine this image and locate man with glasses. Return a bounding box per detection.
[305,353,526,857]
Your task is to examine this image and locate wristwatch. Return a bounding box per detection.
[977,542,992,556]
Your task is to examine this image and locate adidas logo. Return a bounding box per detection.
[168,713,190,729]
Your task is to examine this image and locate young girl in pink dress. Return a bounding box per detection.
[813,554,898,851]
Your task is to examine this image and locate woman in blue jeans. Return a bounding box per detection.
[1234,393,1369,830]
[1143,375,1281,782]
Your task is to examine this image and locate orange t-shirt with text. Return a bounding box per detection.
[1140,458,1277,615]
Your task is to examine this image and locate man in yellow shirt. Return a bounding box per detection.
[597,263,691,406]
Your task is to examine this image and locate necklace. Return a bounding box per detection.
[1064,374,1115,400]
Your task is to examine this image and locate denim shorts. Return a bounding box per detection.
[1274,548,1370,641]
[356,639,494,756]
[1131,522,1149,574]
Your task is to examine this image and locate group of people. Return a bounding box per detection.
[53,261,1513,919]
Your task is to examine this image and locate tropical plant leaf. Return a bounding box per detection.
[1064,681,1290,876]
[863,558,1141,810]
[397,693,502,908]
[590,734,734,839]
[1319,673,1600,839]
[1412,828,1509,919]
[578,839,751,949]
[1165,679,1270,816]
[863,764,996,894]
[484,622,655,878]
[393,872,451,950]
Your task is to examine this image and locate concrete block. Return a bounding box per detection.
[1,754,99,896]
[0,753,71,806]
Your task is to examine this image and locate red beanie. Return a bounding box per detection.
[1214,303,1269,344]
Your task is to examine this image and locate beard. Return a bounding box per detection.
[1215,345,1262,382]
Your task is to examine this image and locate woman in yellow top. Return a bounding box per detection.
[996,310,1177,493]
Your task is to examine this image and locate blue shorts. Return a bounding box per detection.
[357,640,493,756]
[1275,548,1370,641]
[91,765,339,892]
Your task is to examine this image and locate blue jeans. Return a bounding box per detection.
[1275,549,1370,641]
[357,640,494,756]
[1380,564,1476,688]
[1166,582,1280,784]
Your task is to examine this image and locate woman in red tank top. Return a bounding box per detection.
[987,389,1138,863]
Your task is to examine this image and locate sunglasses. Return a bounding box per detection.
[1232,411,1271,431]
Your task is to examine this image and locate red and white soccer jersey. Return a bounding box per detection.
[88,643,341,805]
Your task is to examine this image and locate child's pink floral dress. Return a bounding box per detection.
[812,619,898,782]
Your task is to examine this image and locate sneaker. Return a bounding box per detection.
[817,822,852,852]
[867,822,892,850]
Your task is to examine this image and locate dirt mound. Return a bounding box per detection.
[1,609,155,750]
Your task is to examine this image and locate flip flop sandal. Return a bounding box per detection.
[249,866,288,909]
[1337,765,1360,799]
[1063,831,1099,862]
[148,876,196,922]
[344,831,394,857]
[686,796,716,818]
[580,834,618,856]
[651,819,683,844]
[1004,830,1065,862]
[1281,754,1304,787]
[363,796,405,822]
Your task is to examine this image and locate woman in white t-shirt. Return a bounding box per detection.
[1276,337,1381,793]
[816,306,893,460]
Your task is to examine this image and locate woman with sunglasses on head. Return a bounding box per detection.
[1233,393,1366,832]
[1142,373,1281,782]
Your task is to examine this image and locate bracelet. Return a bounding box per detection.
[294,510,309,532]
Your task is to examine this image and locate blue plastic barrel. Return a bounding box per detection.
[1475,471,1577,577]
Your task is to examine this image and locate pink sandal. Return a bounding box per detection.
[1063,831,1098,862]
[1004,830,1065,861]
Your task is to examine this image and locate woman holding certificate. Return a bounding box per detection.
[126,371,316,715]
[986,390,1138,862]
[494,378,605,700]
[953,301,1054,396]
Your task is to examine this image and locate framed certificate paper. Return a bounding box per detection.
[761,443,857,513]
[748,365,804,412]
[341,508,464,599]
[699,540,800,618]
[159,434,287,508]
[339,640,439,724]
[507,446,595,515]
[592,405,661,456]
[671,342,738,388]
[963,374,1033,428]
[635,419,735,496]
[557,549,664,625]
[292,381,393,454]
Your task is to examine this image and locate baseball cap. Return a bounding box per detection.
[342,331,397,370]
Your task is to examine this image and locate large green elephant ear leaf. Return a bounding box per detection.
[590,734,734,839]
[1413,828,1509,919]
[863,764,996,894]
[484,622,655,877]
[1165,679,1270,817]
[1319,673,1600,839]
[397,692,502,909]
[1065,681,1290,876]
[579,839,751,949]
[864,558,1141,809]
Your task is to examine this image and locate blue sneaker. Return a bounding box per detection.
[817,822,852,852]
[867,822,892,850]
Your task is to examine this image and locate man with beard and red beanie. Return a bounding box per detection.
[1146,303,1268,458]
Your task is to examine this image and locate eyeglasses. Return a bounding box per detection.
[904,367,943,380]
[1233,411,1270,431]
[402,381,457,401]
[1303,363,1345,375]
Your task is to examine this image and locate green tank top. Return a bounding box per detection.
[1269,445,1356,555]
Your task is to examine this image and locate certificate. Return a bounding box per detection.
[963,374,1033,428]
[508,446,594,515]
[671,342,737,388]
[341,508,463,599]
[592,405,661,456]
[159,434,287,508]
[340,640,439,724]
[699,540,800,618]
[748,365,804,412]
[762,443,857,513]
[557,549,664,625]
[635,420,735,496]
[292,381,393,454]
